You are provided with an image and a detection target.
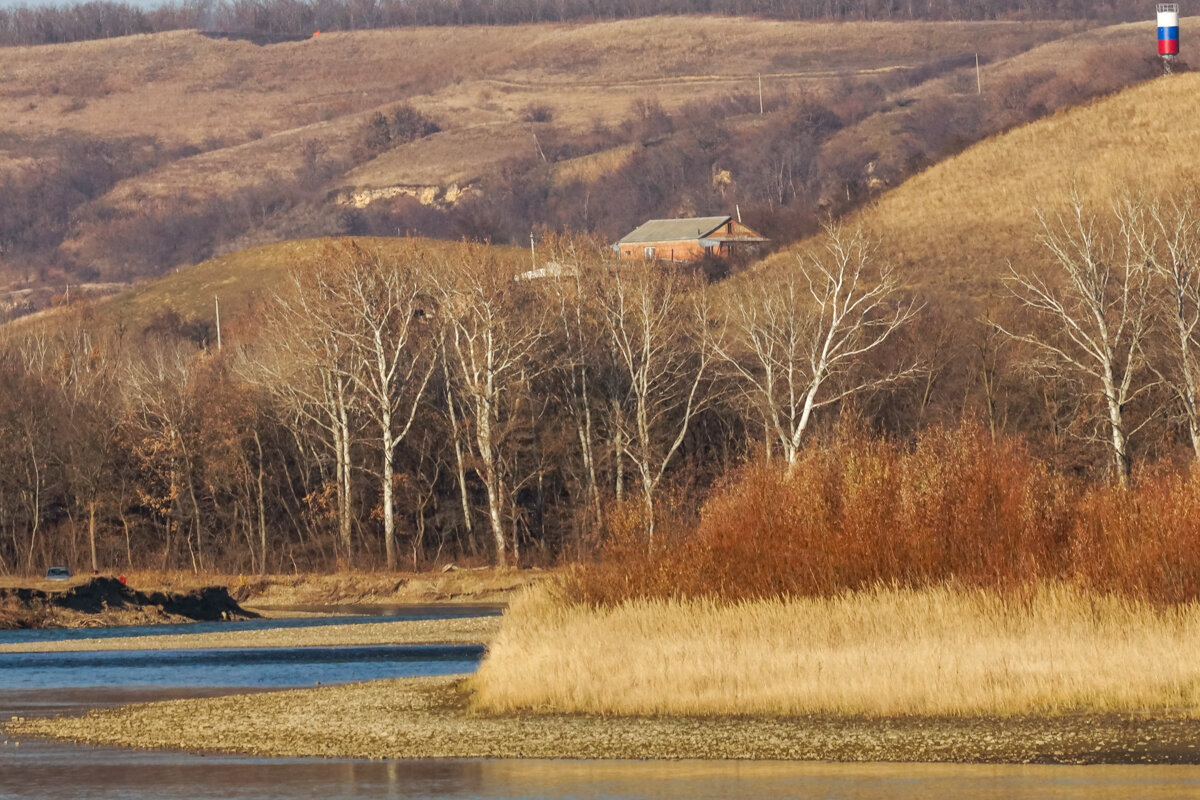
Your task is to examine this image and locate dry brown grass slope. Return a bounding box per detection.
[81,235,524,330]
[0,19,1083,223]
[762,67,1200,298]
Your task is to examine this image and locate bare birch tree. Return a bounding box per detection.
[540,241,606,533]
[1135,195,1200,460]
[717,224,919,469]
[596,262,715,543]
[253,270,359,562]
[261,242,435,569]
[327,243,435,570]
[435,246,545,567]
[1000,195,1157,485]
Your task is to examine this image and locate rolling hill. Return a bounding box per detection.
[28,63,1200,337]
[0,18,1088,282]
[762,67,1200,302]
[49,236,526,334]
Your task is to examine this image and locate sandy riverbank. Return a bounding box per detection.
[8,675,1200,764]
[0,615,500,652]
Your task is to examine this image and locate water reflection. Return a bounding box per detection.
[3,742,1200,800]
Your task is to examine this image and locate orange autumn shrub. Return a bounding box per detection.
[570,424,1200,605]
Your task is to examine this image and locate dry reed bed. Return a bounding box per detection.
[471,584,1200,718]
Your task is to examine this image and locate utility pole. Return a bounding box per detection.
[215,295,222,351]
[758,74,764,114]
[975,53,982,95]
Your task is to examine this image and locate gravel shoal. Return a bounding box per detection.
[0,616,500,653]
[8,676,1200,764]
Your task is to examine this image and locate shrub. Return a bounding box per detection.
[568,423,1200,606]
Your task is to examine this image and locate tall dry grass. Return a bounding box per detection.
[471,583,1200,717]
[478,425,1200,719]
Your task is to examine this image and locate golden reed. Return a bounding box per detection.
[471,583,1200,717]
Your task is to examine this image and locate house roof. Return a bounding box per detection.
[618,216,733,244]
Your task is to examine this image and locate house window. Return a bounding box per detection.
[644,246,656,259]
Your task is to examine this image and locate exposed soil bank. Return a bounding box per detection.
[9,676,1200,764]
[0,578,255,630]
[0,568,543,629]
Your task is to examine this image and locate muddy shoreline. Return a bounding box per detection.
[8,675,1200,764]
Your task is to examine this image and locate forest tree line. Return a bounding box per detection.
[0,0,1150,48]
[4,192,1200,577]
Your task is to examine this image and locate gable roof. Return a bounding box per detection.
[618,216,732,245]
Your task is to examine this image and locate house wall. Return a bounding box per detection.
[619,240,718,262]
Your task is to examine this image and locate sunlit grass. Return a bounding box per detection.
[471,582,1200,717]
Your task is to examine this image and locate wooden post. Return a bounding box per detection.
[976,53,982,95]
[758,74,764,114]
[214,296,222,351]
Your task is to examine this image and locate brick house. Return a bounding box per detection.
[614,215,768,262]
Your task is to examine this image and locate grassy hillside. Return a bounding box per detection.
[6,19,1081,189]
[762,68,1200,299]
[81,235,524,332]
[0,20,1083,252]
[0,15,1174,323]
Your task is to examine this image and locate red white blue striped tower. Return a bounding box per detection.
[1159,3,1180,65]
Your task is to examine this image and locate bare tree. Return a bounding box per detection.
[1136,195,1200,460]
[123,343,205,571]
[258,242,435,570]
[541,241,606,533]
[717,224,920,470]
[253,270,360,562]
[596,261,715,544]
[322,243,435,571]
[1000,195,1158,485]
[436,246,545,567]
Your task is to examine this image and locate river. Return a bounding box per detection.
[3,607,1200,800]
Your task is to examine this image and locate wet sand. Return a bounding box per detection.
[10,675,1200,764]
[0,616,500,653]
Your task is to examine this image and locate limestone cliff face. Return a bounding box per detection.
[338,183,474,209]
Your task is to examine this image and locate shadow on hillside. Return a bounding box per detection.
[200,31,315,45]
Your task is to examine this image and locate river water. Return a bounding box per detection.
[4,607,1200,800]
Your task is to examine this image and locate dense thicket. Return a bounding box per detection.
[571,425,1200,604]
[0,0,1147,48]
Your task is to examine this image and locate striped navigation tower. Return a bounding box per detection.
[1159,4,1180,71]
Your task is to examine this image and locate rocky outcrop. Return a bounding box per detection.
[337,183,474,209]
